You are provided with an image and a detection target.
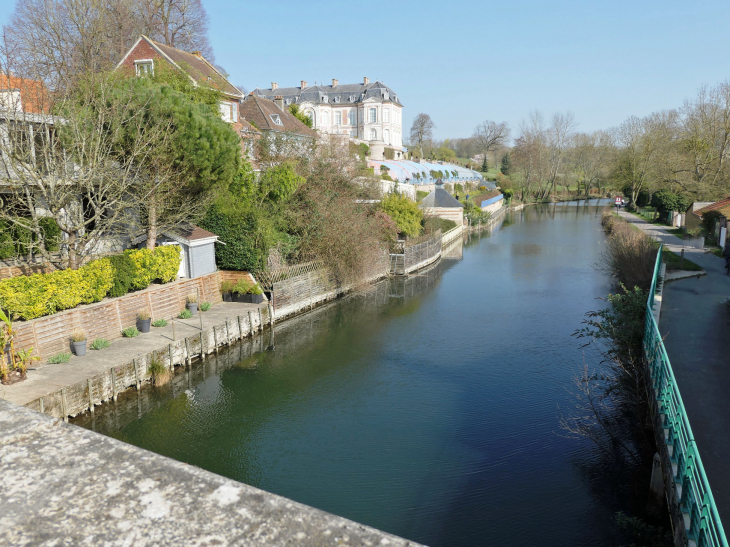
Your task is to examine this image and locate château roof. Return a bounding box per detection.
[252,80,402,107]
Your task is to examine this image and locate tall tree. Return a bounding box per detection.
[500,151,512,175]
[4,0,214,90]
[410,113,434,158]
[473,120,510,169]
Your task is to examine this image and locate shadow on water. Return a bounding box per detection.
[74,200,648,547]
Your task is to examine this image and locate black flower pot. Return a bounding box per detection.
[138,318,151,333]
[72,340,87,357]
[223,292,232,302]
[233,293,247,303]
[249,294,264,304]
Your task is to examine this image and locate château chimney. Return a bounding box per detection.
[301,80,307,89]
[332,78,338,87]
[364,76,369,85]
[274,95,284,111]
[271,82,278,90]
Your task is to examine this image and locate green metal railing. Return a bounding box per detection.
[644,244,727,547]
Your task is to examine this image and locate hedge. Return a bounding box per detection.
[0,218,61,260]
[0,259,114,320]
[0,245,181,321]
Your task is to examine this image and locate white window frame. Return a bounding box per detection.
[134,59,154,76]
[383,108,390,123]
[369,108,377,123]
[335,111,342,126]
[384,129,390,144]
[348,110,356,126]
[369,128,377,141]
[322,111,330,126]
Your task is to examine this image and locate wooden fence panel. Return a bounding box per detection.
[7,270,258,361]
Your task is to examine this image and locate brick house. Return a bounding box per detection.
[115,36,245,128]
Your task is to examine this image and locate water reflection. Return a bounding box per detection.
[75,201,629,547]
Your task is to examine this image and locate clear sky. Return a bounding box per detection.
[2,0,730,140]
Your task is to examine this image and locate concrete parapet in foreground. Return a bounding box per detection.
[0,399,424,547]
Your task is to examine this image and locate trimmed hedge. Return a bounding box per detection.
[0,258,114,320]
[0,245,181,321]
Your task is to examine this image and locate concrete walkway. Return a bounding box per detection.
[0,301,266,407]
[619,211,730,522]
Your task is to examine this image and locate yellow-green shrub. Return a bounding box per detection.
[153,245,181,282]
[125,248,155,289]
[0,258,114,320]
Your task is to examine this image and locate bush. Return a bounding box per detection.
[90,338,110,350]
[107,253,136,298]
[0,258,114,320]
[201,205,267,272]
[178,308,192,319]
[379,193,423,237]
[48,352,71,364]
[600,213,657,290]
[0,217,61,259]
[148,357,170,385]
[125,248,155,289]
[122,326,139,338]
[153,245,181,282]
[152,319,167,327]
[200,302,211,311]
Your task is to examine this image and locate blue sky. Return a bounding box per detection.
[2,0,730,140]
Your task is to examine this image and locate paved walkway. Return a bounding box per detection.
[0,301,266,407]
[619,211,730,522]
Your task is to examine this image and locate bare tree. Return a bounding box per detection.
[3,0,214,91]
[472,120,510,169]
[571,131,612,197]
[0,73,173,269]
[409,113,434,158]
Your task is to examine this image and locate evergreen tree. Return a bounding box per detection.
[481,155,488,172]
[500,152,512,175]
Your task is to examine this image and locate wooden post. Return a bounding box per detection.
[200,332,206,360]
[87,378,94,413]
[224,319,230,345]
[197,287,203,331]
[61,388,68,422]
[247,311,254,336]
[237,316,244,340]
[258,308,263,331]
[171,318,176,341]
[268,302,274,326]
[39,397,44,414]
[168,344,174,371]
[184,338,191,367]
[133,358,141,390]
[212,326,219,355]
[111,367,118,401]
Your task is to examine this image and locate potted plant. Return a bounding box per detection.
[232,279,252,303]
[221,280,235,302]
[71,330,87,356]
[186,293,198,315]
[248,283,265,304]
[137,310,151,333]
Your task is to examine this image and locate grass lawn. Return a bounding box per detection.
[663,249,703,271]
[629,207,671,226]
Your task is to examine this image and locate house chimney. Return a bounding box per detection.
[271,82,278,90]
[301,80,307,89]
[332,78,338,87]
[274,95,284,111]
[191,50,201,57]
[364,76,369,85]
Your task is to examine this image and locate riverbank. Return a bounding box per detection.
[1,301,271,419]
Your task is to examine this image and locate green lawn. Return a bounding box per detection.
[663,249,703,271]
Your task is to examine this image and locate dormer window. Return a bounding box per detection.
[322,95,328,102]
[334,96,340,103]
[269,114,283,126]
[349,95,355,102]
[135,59,154,76]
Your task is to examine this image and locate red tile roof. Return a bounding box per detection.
[171,223,218,242]
[694,197,730,217]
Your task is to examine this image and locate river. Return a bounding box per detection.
[74,200,637,546]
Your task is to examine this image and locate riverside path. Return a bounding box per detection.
[619,210,730,523]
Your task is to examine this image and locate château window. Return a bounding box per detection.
[335,112,342,125]
[383,109,390,123]
[322,112,329,126]
[134,60,154,76]
[369,108,377,123]
[369,128,377,141]
[348,110,356,126]
[269,114,283,126]
[384,129,390,144]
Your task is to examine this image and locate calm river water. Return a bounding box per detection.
[75,200,636,546]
